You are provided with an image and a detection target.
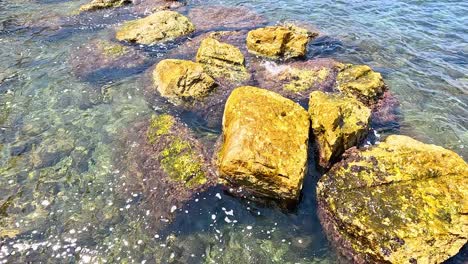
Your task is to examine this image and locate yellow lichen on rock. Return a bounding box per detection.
[196,37,248,81]
[217,86,310,203]
[282,67,330,92]
[246,25,313,59]
[152,59,216,105]
[317,135,468,263]
[79,0,129,12]
[336,64,385,105]
[309,91,370,168]
[116,11,195,45]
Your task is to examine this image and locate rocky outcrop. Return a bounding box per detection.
[115,11,195,45]
[196,37,248,82]
[246,25,316,59]
[309,91,371,168]
[152,59,216,105]
[217,86,310,204]
[336,64,386,105]
[70,39,149,82]
[79,0,130,12]
[317,135,468,263]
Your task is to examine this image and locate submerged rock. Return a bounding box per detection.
[317,135,468,263]
[309,91,371,168]
[70,39,149,82]
[119,114,217,228]
[336,64,386,105]
[79,0,130,12]
[152,59,216,105]
[217,86,310,204]
[196,37,249,82]
[115,11,195,45]
[246,25,316,59]
[188,6,267,32]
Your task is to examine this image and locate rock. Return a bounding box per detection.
[196,37,249,82]
[152,59,216,105]
[79,0,130,12]
[217,86,310,204]
[118,114,217,229]
[309,91,371,168]
[317,135,468,264]
[246,25,315,59]
[336,64,386,105]
[70,39,150,82]
[115,11,195,45]
[188,6,267,32]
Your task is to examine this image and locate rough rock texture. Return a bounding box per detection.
[196,37,249,82]
[119,114,217,230]
[115,11,195,45]
[317,135,468,264]
[309,91,371,168]
[336,64,386,105]
[246,25,316,59]
[217,86,310,204]
[79,0,130,12]
[70,39,149,82]
[253,59,341,102]
[152,59,216,105]
[188,6,267,31]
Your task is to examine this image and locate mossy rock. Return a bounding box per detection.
[115,11,195,45]
[317,135,468,263]
[246,25,316,59]
[217,86,310,204]
[336,64,386,105]
[78,0,130,12]
[309,91,371,168]
[196,37,249,82]
[152,59,216,105]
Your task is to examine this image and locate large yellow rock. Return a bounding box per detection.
[217,86,310,203]
[79,0,129,12]
[336,64,386,105]
[309,91,371,168]
[115,11,195,45]
[196,37,248,81]
[152,59,216,105]
[246,25,313,59]
[317,135,468,263]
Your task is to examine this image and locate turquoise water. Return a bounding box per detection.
[0,0,467,263]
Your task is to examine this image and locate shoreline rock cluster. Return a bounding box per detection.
[72,2,467,263]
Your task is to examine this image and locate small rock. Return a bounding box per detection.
[79,0,130,12]
[309,91,371,168]
[217,86,310,204]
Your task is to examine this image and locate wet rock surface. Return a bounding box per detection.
[115,10,195,45]
[309,91,371,169]
[217,86,310,205]
[70,39,150,82]
[317,135,468,263]
[79,0,130,12]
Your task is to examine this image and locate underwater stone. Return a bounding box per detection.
[79,0,130,12]
[336,64,386,105]
[152,59,216,105]
[196,37,249,82]
[309,91,371,168]
[115,11,195,45]
[246,25,315,59]
[317,135,468,263]
[217,86,309,204]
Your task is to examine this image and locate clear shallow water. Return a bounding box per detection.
[0,0,467,263]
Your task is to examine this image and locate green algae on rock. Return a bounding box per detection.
[317,135,468,264]
[246,25,316,59]
[309,91,371,168]
[196,37,249,82]
[115,11,195,45]
[79,0,130,12]
[336,64,386,105]
[217,86,310,204]
[152,59,216,105]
